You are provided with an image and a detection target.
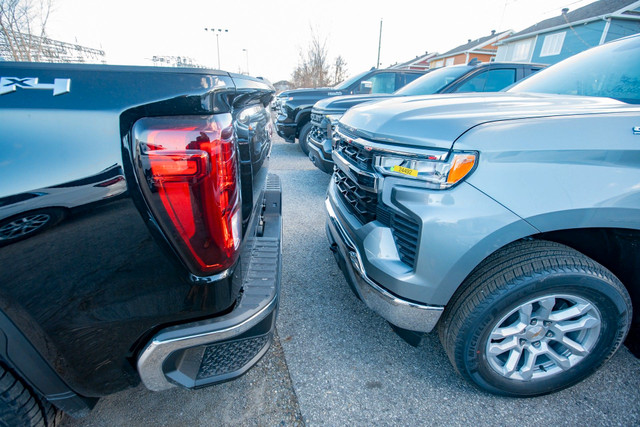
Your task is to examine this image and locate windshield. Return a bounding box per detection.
[333,70,370,90]
[509,36,640,104]
[394,66,472,96]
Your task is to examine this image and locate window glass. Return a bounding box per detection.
[483,69,517,91]
[368,72,396,93]
[445,57,455,67]
[402,73,422,87]
[511,36,640,103]
[395,66,472,95]
[454,69,516,92]
[540,32,566,57]
[332,70,370,90]
[512,38,534,61]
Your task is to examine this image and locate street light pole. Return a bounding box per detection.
[242,48,249,75]
[216,33,221,69]
[376,19,383,69]
[204,28,228,69]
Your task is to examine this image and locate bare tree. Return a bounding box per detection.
[290,30,349,89]
[0,0,52,61]
[291,29,331,89]
[332,55,348,86]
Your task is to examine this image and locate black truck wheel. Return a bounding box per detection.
[438,239,632,397]
[0,364,59,426]
[298,122,312,155]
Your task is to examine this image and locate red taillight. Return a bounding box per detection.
[133,115,241,275]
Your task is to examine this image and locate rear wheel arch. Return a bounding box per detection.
[0,309,95,418]
[294,109,311,135]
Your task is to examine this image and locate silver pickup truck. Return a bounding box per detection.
[326,34,639,396]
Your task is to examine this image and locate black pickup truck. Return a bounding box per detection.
[274,68,426,155]
[0,62,281,425]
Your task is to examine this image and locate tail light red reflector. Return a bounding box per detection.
[133,115,241,275]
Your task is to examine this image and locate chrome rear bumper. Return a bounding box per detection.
[138,175,282,391]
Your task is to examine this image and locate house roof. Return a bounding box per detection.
[429,30,513,61]
[390,52,438,69]
[505,0,640,42]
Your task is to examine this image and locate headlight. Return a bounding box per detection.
[374,151,477,189]
[325,114,342,139]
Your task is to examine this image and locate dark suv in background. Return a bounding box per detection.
[308,61,545,173]
[275,68,427,154]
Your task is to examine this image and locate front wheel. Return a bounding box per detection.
[438,240,632,397]
[298,122,312,156]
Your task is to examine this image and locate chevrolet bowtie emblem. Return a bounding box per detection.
[0,77,71,96]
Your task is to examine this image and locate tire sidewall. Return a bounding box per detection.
[459,272,630,396]
[298,122,311,155]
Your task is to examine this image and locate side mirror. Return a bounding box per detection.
[358,81,372,94]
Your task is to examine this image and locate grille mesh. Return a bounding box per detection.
[197,335,270,380]
[334,169,377,224]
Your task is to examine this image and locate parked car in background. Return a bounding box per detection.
[0,63,281,423]
[326,34,639,396]
[309,61,545,173]
[275,68,427,155]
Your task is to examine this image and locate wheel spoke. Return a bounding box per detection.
[488,336,519,356]
[554,314,600,334]
[502,347,524,377]
[558,335,588,356]
[518,303,533,324]
[519,350,537,381]
[543,345,571,370]
[549,302,594,322]
[490,323,527,340]
[536,296,556,320]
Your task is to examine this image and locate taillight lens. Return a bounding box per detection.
[133,115,241,275]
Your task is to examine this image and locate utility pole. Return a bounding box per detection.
[243,48,249,75]
[204,28,228,69]
[376,19,383,69]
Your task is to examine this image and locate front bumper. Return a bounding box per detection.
[275,120,296,142]
[137,174,282,391]
[326,197,443,333]
[308,132,334,174]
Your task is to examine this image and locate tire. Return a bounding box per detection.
[0,364,60,427]
[298,122,312,156]
[438,239,632,397]
[0,209,65,246]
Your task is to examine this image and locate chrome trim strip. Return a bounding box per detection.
[335,128,448,159]
[325,197,443,332]
[188,268,233,284]
[137,294,278,391]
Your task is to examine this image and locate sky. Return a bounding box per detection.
[46,0,597,83]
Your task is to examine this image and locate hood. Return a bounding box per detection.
[314,93,395,113]
[279,87,342,98]
[339,92,633,150]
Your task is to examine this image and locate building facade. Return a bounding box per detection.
[496,0,640,65]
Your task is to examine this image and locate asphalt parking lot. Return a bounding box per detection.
[64,135,640,426]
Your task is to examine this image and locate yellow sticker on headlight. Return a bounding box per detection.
[392,165,418,177]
